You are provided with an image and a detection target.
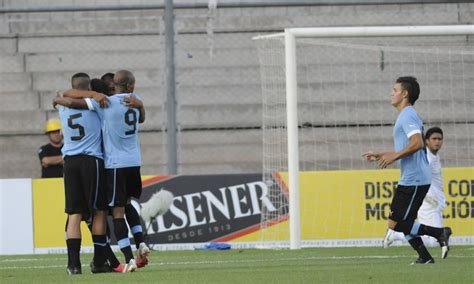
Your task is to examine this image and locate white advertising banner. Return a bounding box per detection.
[0,179,34,255]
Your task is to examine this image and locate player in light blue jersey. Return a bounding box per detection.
[59,105,103,159]
[363,76,451,264]
[87,92,142,169]
[61,70,148,271]
[53,73,109,275]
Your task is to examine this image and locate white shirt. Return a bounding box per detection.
[426,147,446,208]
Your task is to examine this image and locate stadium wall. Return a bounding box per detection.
[0,2,473,178]
[1,167,472,255]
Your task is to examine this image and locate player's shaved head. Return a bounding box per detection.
[71,72,90,90]
[114,70,135,93]
[114,70,135,85]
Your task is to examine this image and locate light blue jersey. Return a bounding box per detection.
[87,93,141,169]
[58,106,103,159]
[393,106,431,186]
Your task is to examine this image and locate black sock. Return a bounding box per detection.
[104,222,120,268]
[105,241,121,268]
[66,238,81,268]
[65,219,71,267]
[113,218,134,263]
[407,236,432,260]
[417,224,443,239]
[66,247,72,268]
[92,235,107,266]
[125,204,144,249]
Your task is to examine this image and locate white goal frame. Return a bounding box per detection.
[255,25,474,250]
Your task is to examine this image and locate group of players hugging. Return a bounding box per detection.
[53,70,148,274]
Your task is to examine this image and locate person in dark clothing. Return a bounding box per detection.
[38,118,64,178]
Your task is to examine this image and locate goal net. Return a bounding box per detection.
[255,26,474,249]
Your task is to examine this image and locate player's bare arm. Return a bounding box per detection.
[53,97,89,110]
[378,133,423,168]
[363,133,424,169]
[41,155,63,167]
[63,89,110,107]
[362,151,389,161]
[123,95,146,123]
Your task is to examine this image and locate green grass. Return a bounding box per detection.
[1,246,473,283]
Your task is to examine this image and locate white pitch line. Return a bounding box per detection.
[0,258,67,263]
[0,255,472,270]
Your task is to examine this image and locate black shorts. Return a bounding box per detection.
[389,184,430,222]
[64,155,108,216]
[106,167,142,207]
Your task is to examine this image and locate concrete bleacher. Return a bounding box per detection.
[0,1,473,178]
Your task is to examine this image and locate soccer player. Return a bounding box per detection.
[101,72,115,95]
[363,76,451,264]
[55,73,109,275]
[384,127,447,248]
[418,127,446,245]
[38,118,63,178]
[56,78,138,273]
[60,70,148,272]
[58,73,118,273]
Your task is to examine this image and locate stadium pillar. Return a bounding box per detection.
[164,0,178,174]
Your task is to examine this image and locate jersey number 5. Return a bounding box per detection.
[68,113,85,141]
[124,109,137,135]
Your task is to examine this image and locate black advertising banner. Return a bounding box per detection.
[139,174,288,244]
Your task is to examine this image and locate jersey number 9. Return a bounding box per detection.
[124,109,137,135]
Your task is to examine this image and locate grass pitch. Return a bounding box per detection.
[1,246,473,283]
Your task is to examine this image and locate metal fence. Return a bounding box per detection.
[0,1,472,178]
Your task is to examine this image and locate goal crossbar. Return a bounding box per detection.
[253,25,474,40]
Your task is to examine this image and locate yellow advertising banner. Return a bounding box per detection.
[235,167,473,242]
[32,178,93,248]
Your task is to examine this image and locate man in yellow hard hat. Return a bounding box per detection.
[38,118,64,178]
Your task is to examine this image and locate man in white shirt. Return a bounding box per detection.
[383,127,447,250]
[418,127,446,246]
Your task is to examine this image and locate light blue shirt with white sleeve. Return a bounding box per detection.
[393,106,431,186]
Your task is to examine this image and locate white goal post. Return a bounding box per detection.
[255,25,474,250]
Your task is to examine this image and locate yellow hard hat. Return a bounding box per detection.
[45,118,61,133]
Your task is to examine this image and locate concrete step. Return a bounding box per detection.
[177,84,261,105]
[18,32,257,54]
[0,73,31,92]
[32,69,162,92]
[179,128,262,145]
[25,51,162,72]
[0,54,24,73]
[9,17,161,36]
[0,110,46,134]
[178,162,262,175]
[0,91,40,111]
[0,135,45,178]
[19,35,161,53]
[178,104,261,129]
[0,37,17,54]
[176,66,260,86]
